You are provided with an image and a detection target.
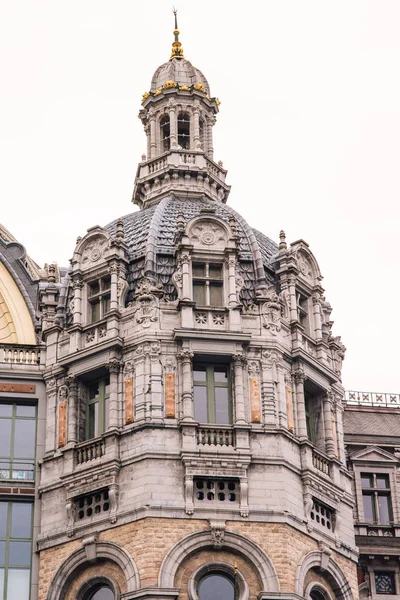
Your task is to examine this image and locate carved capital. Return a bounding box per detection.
[293,369,305,384]
[72,278,83,290]
[66,376,78,395]
[232,353,246,366]
[107,359,122,373]
[177,350,194,364]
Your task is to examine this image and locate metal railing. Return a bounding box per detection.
[346,390,400,408]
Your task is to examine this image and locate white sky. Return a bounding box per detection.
[1,1,399,393]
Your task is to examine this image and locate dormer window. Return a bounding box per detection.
[88,277,111,323]
[160,115,170,152]
[178,112,190,149]
[361,473,392,524]
[193,262,223,307]
[297,292,311,334]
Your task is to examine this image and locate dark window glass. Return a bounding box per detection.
[375,572,396,594]
[193,282,206,305]
[0,541,5,563]
[86,378,110,440]
[198,574,234,600]
[378,495,391,524]
[11,503,32,538]
[210,284,223,306]
[15,405,35,418]
[310,591,327,600]
[0,420,11,456]
[14,420,35,458]
[194,387,208,423]
[361,474,373,488]
[215,388,229,424]
[91,301,101,322]
[9,541,31,566]
[89,281,100,297]
[160,115,171,152]
[0,505,7,538]
[177,113,190,149]
[193,263,205,278]
[0,406,12,418]
[377,475,390,489]
[362,494,375,522]
[209,265,222,279]
[89,586,114,600]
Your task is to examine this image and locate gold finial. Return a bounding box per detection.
[170,8,184,61]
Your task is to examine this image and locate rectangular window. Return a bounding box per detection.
[0,403,36,481]
[310,498,334,532]
[0,501,33,600]
[375,572,396,595]
[85,377,110,440]
[361,473,392,524]
[194,478,239,503]
[304,393,316,442]
[88,276,111,323]
[297,292,311,335]
[193,363,231,424]
[192,262,223,307]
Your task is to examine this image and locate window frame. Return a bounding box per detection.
[77,575,118,600]
[85,377,110,440]
[189,563,248,600]
[0,500,34,600]
[361,472,393,525]
[0,402,37,482]
[87,276,111,324]
[160,114,171,153]
[192,261,224,308]
[374,571,397,595]
[177,111,191,149]
[193,362,232,425]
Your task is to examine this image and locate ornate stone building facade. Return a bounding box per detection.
[0,16,364,600]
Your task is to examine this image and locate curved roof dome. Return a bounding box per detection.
[150,58,210,94]
[105,197,277,306]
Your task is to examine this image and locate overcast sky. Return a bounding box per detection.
[1,1,399,393]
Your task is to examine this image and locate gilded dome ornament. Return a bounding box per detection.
[141,91,150,102]
[162,80,178,89]
[154,89,162,96]
[180,85,190,91]
[169,9,184,61]
[194,82,207,93]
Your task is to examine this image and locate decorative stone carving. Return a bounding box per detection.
[189,220,227,249]
[329,336,346,378]
[212,313,225,327]
[66,500,76,537]
[279,287,290,320]
[81,236,108,265]
[195,312,207,325]
[130,278,159,328]
[125,377,134,424]
[172,261,183,293]
[296,250,313,280]
[209,520,226,548]
[261,286,281,335]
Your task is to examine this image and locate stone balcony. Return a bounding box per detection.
[0,343,43,375]
[133,149,231,207]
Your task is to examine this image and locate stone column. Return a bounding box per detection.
[67,376,78,444]
[312,293,322,341]
[107,359,121,429]
[181,253,192,301]
[193,100,200,149]
[288,277,297,323]
[207,118,214,159]
[294,370,307,439]
[109,263,119,311]
[45,379,57,453]
[72,278,83,325]
[323,391,335,457]
[178,351,194,421]
[233,354,247,424]
[145,124,151,158]
[227,256,237,306]
[169,103,177,149]
[149,110,156,158]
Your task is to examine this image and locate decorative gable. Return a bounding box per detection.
[349,445,399,464]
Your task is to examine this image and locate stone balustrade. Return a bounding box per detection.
[76,438,105,465]
[312,448,331,476]
[0,344,41,365]
[197,426,235,448]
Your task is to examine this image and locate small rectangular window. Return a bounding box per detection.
[192,262,224,307]
[86,377,110,440]
[193,363,231,424]
[375,572,396,595]
[88,277,111,323]
[361,473,392,524]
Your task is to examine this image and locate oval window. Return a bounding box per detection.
[198,574,234,600]
[88,586,114,600]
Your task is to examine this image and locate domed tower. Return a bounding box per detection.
[37,14,358,600]
[133,12,230,207]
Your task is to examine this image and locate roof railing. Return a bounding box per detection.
[346,390,400,408]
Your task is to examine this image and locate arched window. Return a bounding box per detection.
[178,112,190,149]
[199,118,205,150]
[160,115,170,152]
[198,573,235,600]
[78,577,117,600]
[310,590,328,600]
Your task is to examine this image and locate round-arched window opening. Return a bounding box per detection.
[87,586,114,600]
[310,590,327,600]
[305,582,332,600]
[198,573,235,600]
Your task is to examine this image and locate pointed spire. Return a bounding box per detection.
[279,230,287,251]
[170,8,184,61]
